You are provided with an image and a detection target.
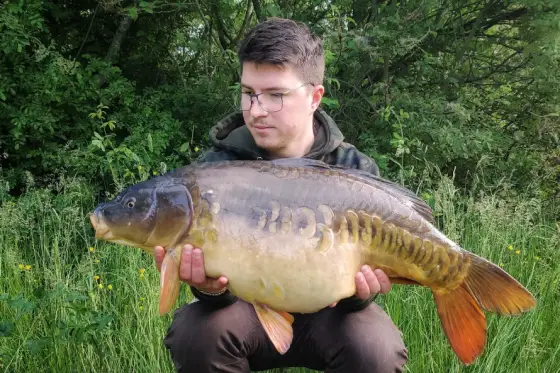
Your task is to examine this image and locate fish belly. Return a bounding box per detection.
[201,224,363,313]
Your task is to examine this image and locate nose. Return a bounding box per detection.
[249,97,268,117]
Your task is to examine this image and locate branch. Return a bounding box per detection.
[252,0,264,22]
[232,0,254,47]
[364,6,529,87]
[105,12,134,64]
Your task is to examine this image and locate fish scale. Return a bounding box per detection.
[90,158,536,366]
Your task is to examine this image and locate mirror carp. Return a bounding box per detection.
[90,158,536,365]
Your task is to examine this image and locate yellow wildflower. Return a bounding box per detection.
[535,256,540,261]
[194,146,199,152]
[140,297,145,302]
[98,283,103,289]
[139,268,145,274]
[139,305,144,311]
[515,250,520,255]
[89,247,95,253]
[25,265,31,271]
[18,264,24,270]
[94,275,100,281]
[508,245,513,251]
[95,259,100,264]
[107,284,113,290]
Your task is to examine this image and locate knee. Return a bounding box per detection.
[163,300,257,369]
[343,333,408,372]
[333,305,408,372]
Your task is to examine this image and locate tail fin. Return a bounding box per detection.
[433,252,536,365]
[464,254,537,315]
[159,247,182,315]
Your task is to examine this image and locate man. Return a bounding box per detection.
[153,17,408,373]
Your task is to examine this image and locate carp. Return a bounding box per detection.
[89,158,536,365]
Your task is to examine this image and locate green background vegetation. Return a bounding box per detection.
[1,0,559,372]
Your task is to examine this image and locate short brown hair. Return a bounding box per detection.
[237,17,325,85]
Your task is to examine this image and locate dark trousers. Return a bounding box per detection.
[164,299,408,373]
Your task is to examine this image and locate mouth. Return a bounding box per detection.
[89,213,113,240]
[252,124,273,130]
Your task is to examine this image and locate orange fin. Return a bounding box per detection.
[433,285,487,365]
[464,253,537,315]
[253,303,294,354]
[159,247,181,315]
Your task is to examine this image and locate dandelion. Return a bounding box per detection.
[89,247,95,253]
[94,275,100,281]
[25,265,31,271]
[107,284,113,290]
[515,250,520,255]
[18,264,24,270]
[98,283,103,289]
[508,245,513,251]
[139,268,145,279]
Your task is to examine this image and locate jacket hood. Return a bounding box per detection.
[207,108,345,160]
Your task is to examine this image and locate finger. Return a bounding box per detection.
[179,244,193,282]
[205,276,229,292]
[362,265,381,295]
[355,272,370,300]
[191,248,206,285]
[374,269,392,294]
[217,276,229,287]
[154,246,165,272]
[329,302,338,308]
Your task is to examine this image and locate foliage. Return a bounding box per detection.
[1,0,559,199]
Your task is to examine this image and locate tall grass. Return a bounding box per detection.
[0,175,558,372]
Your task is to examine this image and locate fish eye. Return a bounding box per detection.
[126,198,136,208]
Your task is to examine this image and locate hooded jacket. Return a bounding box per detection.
[190,108,381,312]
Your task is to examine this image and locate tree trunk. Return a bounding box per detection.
[105,13,133,64]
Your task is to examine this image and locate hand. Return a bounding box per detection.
[154,244,229,294]
[328,265,392,307]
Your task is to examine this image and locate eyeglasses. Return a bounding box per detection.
[240,83,311,113]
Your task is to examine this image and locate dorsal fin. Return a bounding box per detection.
[270,158,434,223]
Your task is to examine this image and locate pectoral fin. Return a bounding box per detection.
[253,303,294,354]
[159,247,181,315]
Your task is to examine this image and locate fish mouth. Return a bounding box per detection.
[89,213,114,240]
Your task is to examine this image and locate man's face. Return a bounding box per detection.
[240,62,323,156]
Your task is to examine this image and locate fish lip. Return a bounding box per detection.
[90,212,113,240]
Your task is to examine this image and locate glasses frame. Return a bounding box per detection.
[240,82,313,113]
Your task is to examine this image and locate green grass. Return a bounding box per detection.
[1,176,559,372]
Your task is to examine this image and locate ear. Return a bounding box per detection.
[310,84,325,111]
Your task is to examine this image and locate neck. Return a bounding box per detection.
[269,119,315,159]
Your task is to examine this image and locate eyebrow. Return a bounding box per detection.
[241,83,288,91]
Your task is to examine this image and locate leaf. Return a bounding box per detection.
[8,296,36,316]
[147,133,153,153]
[25,337,50,353]
[94,132,103,141]
[321,97,340,109]
[128,7,138,20]
[179,142,189,153]
[0,322,14,337]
